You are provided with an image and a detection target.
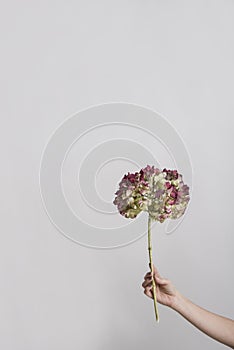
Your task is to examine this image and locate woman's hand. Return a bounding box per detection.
[142,264,179,308]
[142,264,234,349]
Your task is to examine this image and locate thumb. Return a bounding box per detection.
[149,263,160,277]
[155,275,169,285]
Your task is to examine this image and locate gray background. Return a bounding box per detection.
[1,0,233,349]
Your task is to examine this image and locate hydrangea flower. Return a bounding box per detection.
[113,165,190,323]
[113,165,190,223]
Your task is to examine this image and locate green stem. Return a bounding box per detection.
[148,214,159,323]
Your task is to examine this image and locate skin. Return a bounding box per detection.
[142,264,234,349]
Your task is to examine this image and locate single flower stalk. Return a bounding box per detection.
[113,165,190,323]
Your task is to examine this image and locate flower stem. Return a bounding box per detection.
[148,214,160,323]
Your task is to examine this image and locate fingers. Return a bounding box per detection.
[142,265,169,290]
[142,277,152,288]
[144,286,153,299]
[143,272,152,280]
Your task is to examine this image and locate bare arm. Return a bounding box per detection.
[172,292,234,348]
[142,264,234,349]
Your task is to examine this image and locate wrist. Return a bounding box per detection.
[169,290,186,311]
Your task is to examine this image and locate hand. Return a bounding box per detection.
[142,265,234,349]
[142,264,179,308]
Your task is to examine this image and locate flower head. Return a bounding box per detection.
[113,165,190,222]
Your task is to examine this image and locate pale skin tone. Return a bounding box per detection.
[142,264,234,349]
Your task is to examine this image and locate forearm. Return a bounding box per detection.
[171,292,234,349]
